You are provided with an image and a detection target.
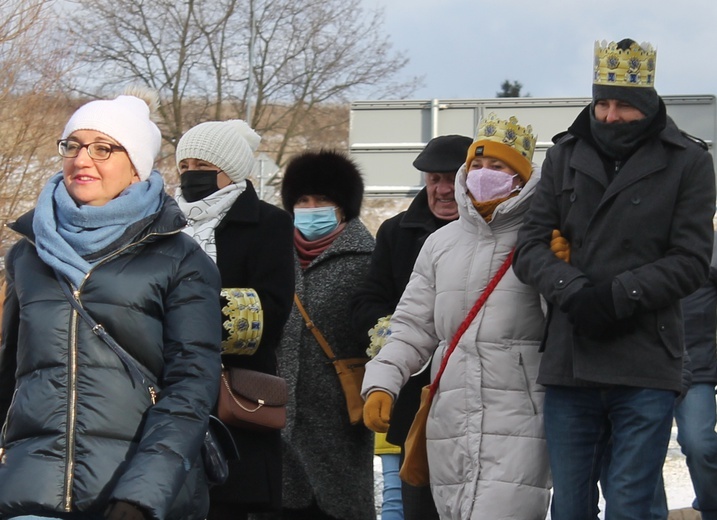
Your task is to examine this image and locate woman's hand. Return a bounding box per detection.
[363,390,393,433]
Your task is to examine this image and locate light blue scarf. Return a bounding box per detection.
[33,170,165,288]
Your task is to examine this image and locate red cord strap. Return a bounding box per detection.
[429,249,515,398]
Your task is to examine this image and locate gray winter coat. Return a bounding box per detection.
[362,166,551,519]
[513,108,716,392]
[0,195,222,520]
[278,218,376,520]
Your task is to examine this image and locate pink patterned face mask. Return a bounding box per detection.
[466,168,520,202]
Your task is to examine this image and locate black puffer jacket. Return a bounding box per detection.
[0,194,222,520]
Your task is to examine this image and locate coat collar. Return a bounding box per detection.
[399,187,446,233]
[302,217,374,269]
[568,108,684,191]
[218,180,261,225]
[454,164,541,235]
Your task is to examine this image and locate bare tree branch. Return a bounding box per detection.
[63,0,418,168]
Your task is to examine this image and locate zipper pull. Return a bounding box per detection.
[148,386,158,405]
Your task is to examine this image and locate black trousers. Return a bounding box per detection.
[400,447,440,520]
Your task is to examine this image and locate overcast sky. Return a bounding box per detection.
[367,0,717,100]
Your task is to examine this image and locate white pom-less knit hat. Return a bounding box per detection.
[62,95,162,181]
[175,119,261,184]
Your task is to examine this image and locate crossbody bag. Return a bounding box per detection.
[55,274,237,486]
[294,293,369,425]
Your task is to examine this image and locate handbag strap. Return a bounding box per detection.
[293,293,337,361]
[55,273,149,388]
[429,249,515,399]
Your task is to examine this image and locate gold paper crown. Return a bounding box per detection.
[475,113,536,163]
[220,288,263,355]
[593,40,657,88]
[467,113,536,180]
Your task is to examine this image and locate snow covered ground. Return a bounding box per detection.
[373,423,699,519]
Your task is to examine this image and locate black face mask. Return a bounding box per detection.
[180,170,220,202]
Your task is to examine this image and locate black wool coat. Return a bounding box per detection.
[350,187,449,445]
[514,105,716,392]
[208,182,295,513]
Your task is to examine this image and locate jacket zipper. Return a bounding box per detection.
[519,353,537,415]
[64,300,80,511]
[60,229,179,510]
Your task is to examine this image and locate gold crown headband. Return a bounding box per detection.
[476,113,536,162]
[593,40,657,88]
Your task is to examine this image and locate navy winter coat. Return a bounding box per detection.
[0,194,222,520]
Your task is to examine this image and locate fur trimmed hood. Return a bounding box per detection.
[281,150,364,221]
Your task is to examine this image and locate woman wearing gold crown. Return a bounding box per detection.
[362,113,551,519]
[513,38,715,519]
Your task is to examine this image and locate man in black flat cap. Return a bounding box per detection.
[351,134,471,520]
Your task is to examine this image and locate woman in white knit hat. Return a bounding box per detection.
[175,120,295,520]
[0,91,223,520]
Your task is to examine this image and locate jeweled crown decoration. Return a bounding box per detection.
[476,112,536,162]
[593,40,657,87]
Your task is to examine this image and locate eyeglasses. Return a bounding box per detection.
[57,139,127,161]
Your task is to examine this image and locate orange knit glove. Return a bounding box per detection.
[363,391,393,433]
[551,229,571,263]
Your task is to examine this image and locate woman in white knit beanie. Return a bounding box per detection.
[175,120,295,520]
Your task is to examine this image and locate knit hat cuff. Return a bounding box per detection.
[466,140,532,181]
[176,144,253,183]
[592,84,659,118]
[175,120,259,183]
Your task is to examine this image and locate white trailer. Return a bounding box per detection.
[349,96,717,197]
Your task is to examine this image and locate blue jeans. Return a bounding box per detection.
[545,385,675,520]
[653,383,717,520]
[380,453,404,520]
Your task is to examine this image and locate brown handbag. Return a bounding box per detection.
[399,250,515,486]
[293,294,368,425]
[218,367,288,431]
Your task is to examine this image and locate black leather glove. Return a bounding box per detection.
[104,501,150,520]
[565,281,635,340]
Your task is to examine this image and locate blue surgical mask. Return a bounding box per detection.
[294,206,339,240]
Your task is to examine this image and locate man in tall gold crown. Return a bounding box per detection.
[512,38,716,519]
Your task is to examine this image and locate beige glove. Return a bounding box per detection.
[363,390,393,433]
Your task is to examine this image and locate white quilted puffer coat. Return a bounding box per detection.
[362,164,551,519]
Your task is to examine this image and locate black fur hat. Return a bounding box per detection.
[281,150,364,221]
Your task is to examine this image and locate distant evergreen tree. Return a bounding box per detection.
[497,80,527,97]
